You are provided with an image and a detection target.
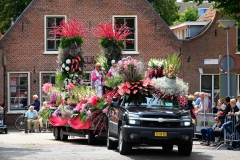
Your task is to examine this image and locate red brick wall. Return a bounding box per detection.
[182,12,239,94]
[0,0,181,125]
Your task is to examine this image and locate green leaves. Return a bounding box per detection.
[148,0,180,25]
[174,6,199,24]
[59,36,84,48]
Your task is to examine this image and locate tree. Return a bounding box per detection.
[174,6,199,24]
[148,0,180,26]
[0,0,32,34]
[183,0,240,24]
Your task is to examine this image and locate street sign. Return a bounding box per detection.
[202,59,218,64]
[219,55,235,72]
[219,73,237,98]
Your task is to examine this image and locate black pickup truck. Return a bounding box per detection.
[107,98,193,156]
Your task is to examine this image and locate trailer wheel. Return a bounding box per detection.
[60,127,68,141]
[53,127,60,140]
[4,128,7,134]
[88,130,96,145]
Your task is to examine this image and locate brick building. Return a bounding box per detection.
[180,9,240,103]
[0,0,181,124]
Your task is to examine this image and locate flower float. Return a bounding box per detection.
[94,22,132,71]
[50,18,86,88]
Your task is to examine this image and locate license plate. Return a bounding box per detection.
[155,132,167,137]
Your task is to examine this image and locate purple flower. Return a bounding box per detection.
[122,58,127,61]
[53,109,61,117]
[127,56,132,60]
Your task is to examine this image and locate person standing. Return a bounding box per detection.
[29,95,40,112]
[106,60,117,77]
[91,63,105,97]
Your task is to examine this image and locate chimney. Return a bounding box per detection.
[10,17,14,25]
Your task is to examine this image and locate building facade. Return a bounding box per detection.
[0,0,181,124]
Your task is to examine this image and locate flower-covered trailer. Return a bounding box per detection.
[40,19,193,155]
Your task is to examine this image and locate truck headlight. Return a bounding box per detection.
[180,116,191,126]
[129,119,140,125]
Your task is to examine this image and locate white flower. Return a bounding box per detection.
[72,80,76,84]
[74,74,78,77]
[68,79,71,82]
[62,63,66,68]
[65,66,70,71]
[66,59,71,64]
[70,74,73,77]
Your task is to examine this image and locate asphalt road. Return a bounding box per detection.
[0,129,239,160]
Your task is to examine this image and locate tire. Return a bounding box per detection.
[53,127,60,140]
[178,142,192,156]
[60,127,68,141]
[107,129,118,150]
[118,127,132,155]
[88,130,96,145]
[15,115,25,131]
[4,128,7,134]
[162,144,173,151]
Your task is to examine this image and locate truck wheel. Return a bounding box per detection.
[4,128,7,134]
[178,142,192,156]
[162,144,173,151]
[60,127,68,141]
[88,130,96,145]
[119,127,132,155]
[107,129,118,150]
[53,127,60,140]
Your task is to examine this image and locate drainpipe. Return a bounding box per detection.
[2,54,6,125]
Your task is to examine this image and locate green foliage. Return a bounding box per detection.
[148,0,180,25]
[183,0,240,26]
[39,108,55,123]
[0,0,32,34]
[105,75,123,89]
[59,36,84,48]
[99,37,124,70]
[163,53,181,79]
[174,6,199,24]
[94,54,109,74]
[55,72,67,88]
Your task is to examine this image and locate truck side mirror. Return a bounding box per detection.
[111,97,119,107]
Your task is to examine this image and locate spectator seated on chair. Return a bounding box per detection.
[201,117,223,147]
[25,105,39,133]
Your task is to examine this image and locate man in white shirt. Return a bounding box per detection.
[25,106,39,132]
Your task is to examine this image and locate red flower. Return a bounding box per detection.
[118,82,131,95]
[50,18,86,38]
[89,96,98,106]
[94,22,132,41]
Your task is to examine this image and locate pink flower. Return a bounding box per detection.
[102,107,109,114]
[89,96,98,106]
[133,90,138,94]
[118,82,131,95]
[42,83,53,93]
[66,83,75,90]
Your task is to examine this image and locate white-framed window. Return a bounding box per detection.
[198,8,208,16]
[39,72,56,104]
[44,15,66,54]
[113,15,138,54]
[8,72,30,113]
[236,27,240,54]
[200,74,219,107]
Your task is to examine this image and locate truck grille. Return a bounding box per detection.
[142,121,180,127]
[142,115,179,119]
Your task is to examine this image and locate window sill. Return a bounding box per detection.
[7,111,26,114]
[43,51,59,54]
[122,51,139,55]
[235,52,240,54]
